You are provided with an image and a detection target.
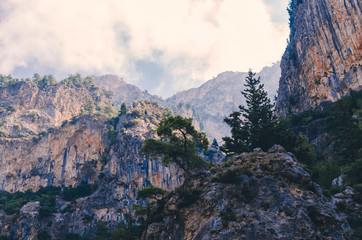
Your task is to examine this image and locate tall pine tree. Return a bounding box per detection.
[222,70,277,154]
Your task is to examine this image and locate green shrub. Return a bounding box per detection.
[39,206,53,218]
[220,207,236,228]
[107,126,117,145]
[39,130,48,136]
[0,119,6,126]
[124,119,140,128]
[213,169,242,184]
[176,189,201,208]
[137,186,166,200]
[212,168,251,184]
[30,167,39,176]
[37,231,51,240]
[292,133,316,165]
[61,120,68,127]
[131,109,144,118]
[100,153,108,166]
[62,182,97,201]
[6,105,16,113]
[0,131,9,137]
[4,201,21,214]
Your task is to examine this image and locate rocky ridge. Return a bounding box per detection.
[93,75,163,106]
[142,146,361,240]
[276,0,362,115]
[0,79,112,138]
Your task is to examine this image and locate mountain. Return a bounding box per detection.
[0,78,223,239]
[93,62,281,142]
[166,62,281,141]
[276,0,362,115]
[93,75,162,106]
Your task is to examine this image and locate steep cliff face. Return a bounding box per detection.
[276,0,362,115]
[0,81,195,239]
[142,146,360,240]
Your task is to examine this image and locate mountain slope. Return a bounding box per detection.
[94,62,281,142]
[93,75,162,105]
[165,62,281,141]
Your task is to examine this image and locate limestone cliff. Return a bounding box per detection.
[0,82,192,239]
[0,80,112,138]
[276,0,362,115]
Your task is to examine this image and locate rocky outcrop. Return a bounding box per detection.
[276,0,362,115]
[142,146,356,239]
[0,99,225,239]
[0,80,112,138]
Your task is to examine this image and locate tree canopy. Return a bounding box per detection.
[141,115,208,180]
[222,70,277,154]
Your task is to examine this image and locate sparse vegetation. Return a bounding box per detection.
[220,207,236,228]
[6,105,16,113]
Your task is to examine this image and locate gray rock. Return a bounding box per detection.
[20,201,40,217]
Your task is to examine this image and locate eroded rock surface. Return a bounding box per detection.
[276,0,362,115]
[142,146,355,240]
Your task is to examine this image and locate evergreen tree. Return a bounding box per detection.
[120,103,127,115]
[222,70,277,154]
[212,138,219,147]
[141,116,208,180]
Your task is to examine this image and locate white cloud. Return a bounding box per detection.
[0,0,289,97]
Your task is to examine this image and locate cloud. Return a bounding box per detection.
[261,0,290,27]
[0,0,289,98]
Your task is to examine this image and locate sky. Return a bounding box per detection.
[0,0,290,98]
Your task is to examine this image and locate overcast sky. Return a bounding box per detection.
[0,0,289,98]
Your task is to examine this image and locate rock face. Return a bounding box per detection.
[0,81,190,239]
[276,0,362,115]
[142,146,353,240]
[0,80,112,138]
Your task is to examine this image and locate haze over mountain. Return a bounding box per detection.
[1,0,362,239]
[94,62,281,141]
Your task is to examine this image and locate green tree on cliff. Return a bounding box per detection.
[141,115,208,181]
[222,70,277,154]
[222,69,316,165]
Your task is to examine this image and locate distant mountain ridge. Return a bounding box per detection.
[93,74,162,105]
[93,62,281,141]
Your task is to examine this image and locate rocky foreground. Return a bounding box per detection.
[142,145,361,240]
